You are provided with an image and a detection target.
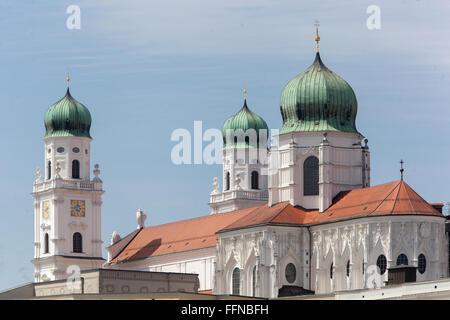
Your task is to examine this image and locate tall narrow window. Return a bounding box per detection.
[232,267,240,295]
[44,233,49,254]
[251,171,259,190]
[72,160,80,179]
[73,232,82,253]
[396,253,408,266]
[377,254,387,275]
[330,263,333,279]
[47,161,52,180]
[304,156,319,195]
[252,266,257,297]
[418,254,426,274]
[346,260,350,277]
[225,172,230,191]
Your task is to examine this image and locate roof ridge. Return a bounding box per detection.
[402,181,441,215]
[401,181,416,213]
[109,228,143,262]
[142,205,263,230]
[218,202,292,232]
[269,202,294,221]
[368,181,401,216]
[135,234,216,247]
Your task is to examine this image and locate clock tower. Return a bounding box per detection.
[31,78,105,282]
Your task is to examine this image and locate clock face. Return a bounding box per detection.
[42,201,50,218]
[71,200,86,217]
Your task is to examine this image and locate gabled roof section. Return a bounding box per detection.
[107,181,443,265]
[219,180,443,232]
[107,206,260,264]
[106,228,142,262]
[306,180,443,225]
[219,202,315,232]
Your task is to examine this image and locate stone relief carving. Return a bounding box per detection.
[35,166,42,184]
[211,177,220,195]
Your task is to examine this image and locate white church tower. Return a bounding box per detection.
[31,77,105,282]
[269,29,370,212]
[209,90,269,214]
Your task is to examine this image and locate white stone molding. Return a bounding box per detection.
[68,221,88,229]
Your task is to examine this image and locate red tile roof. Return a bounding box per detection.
[108,206,258,264]
[198,289,213,294]
[219,180,443,231]
[220,202,313,231]
[108,181,443,264]
[304,180,442,225]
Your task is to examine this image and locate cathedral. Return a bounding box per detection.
[31,32,448,298]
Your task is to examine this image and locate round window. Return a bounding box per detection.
[285,263,296,283]
[72,147,80,153]
[57,147,65,153]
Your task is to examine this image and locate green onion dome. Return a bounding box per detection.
[279,52,358,134]
[44,87,92,139]
[222,98,268,149]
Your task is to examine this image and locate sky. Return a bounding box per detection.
[0,0,449,290]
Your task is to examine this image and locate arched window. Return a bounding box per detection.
[396,253,408,266]
[232,267,240,295]
[225,172,230,191]
[73,232,82,253]
[377,254,387,275]
[346,260,350,277]
[330,263,333,279]
[44,233,49,254]
[47,161,52,180]
[418,254,426,274]
[251,171,259,190]
[72,160,80,179]
[304,156,319,196]
[252,266,257,297]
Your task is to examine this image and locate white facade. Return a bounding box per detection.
[215,226,310,297]
[213,215,447,298]
[32,135,105,282]
[107,247,216,292]
[269,131,370,212]
[310,216,447,294]
[209,146,268,214]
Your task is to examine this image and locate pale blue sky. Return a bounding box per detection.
[0,0,449,290]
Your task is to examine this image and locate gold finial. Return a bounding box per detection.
[314,20,320,52]
[243,81,247,100]
[66,70,70,88]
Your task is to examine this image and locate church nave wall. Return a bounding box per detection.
[310,215,447,294]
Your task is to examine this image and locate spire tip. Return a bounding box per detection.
[314,20,320,53]
[66,70,70,88]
